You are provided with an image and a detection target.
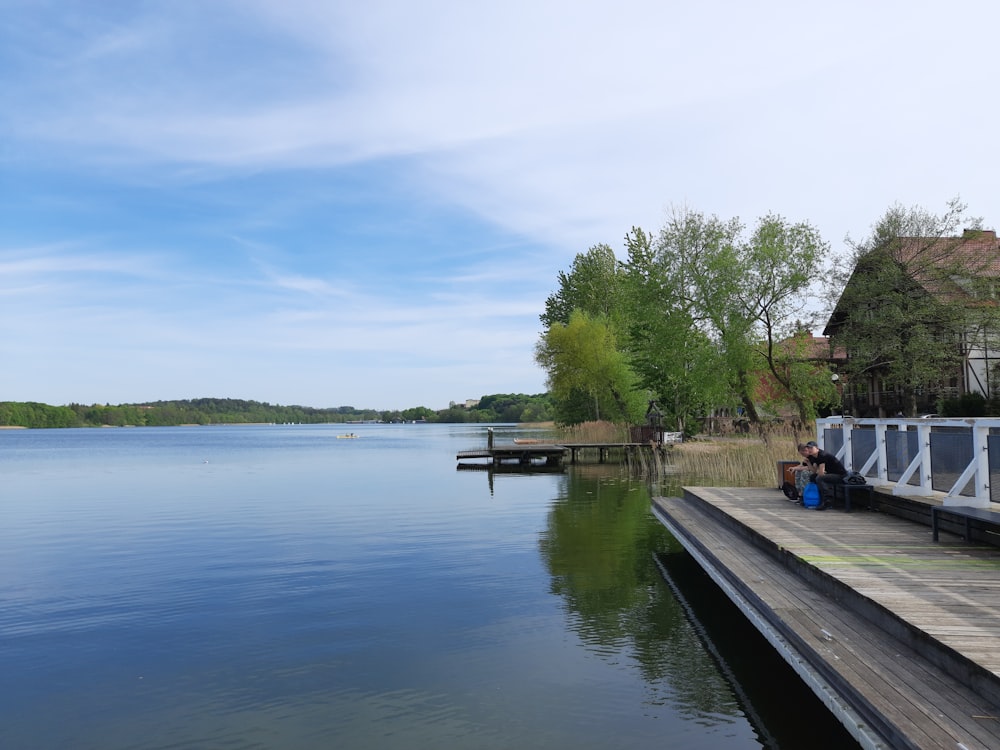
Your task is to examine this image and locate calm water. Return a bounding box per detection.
[0,424,857,749]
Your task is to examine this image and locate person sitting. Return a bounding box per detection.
[796,441,847,509]
[787,452,813,501]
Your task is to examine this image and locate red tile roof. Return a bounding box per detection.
[894,229,1000,298]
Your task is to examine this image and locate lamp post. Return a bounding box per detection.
[831,373,843,415]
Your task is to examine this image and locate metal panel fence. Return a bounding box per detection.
[816,417,1000,508]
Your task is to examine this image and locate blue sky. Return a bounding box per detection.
[2,1,998,410]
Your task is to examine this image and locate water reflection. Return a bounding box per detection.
[655,552,860,748]
[456,462,565,496]
[540,468,746,723]
[540,467,859,748]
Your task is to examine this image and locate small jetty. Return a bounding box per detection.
[457,426,681,468]
[653,487,1000,750]
[456,441,673,467]
[457,443,567,467]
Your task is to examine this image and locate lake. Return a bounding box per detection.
[0,423,857,749]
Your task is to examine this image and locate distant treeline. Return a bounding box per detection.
[0,394,554,429]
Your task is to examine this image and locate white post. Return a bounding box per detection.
[873,422,889,485]
[894,423,935,497]
[943,423,991,508]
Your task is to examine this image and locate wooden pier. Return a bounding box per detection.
[560,442,661,464]
[653,488,1000,750]
[456,444,567,467]
[456,441,663,467]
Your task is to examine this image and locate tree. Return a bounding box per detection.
[540,210,836,431]
[827,199,990,416]
[540,244,626,329]
[653,209,763,422]
[535,310,644,424]
[401,406,436,422]
[624,210,834,430]
[621,225,727,433]
[741,214,833,424]
[539,243,638,425]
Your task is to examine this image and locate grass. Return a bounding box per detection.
[668,436,802,487]
[556,420,632,443]
[552,420,807,486]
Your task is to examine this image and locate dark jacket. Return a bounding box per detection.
[809,449,847,477]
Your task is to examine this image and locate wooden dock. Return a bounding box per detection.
[456,441,664,467]
[560,442,661,464]
[653,488,1000,750]
[456,444,567,466]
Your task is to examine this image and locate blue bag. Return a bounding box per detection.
[802,481,821,508]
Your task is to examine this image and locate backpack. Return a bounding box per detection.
[781,481,798,501]
[802,481,821,508]
[844,471,867,485]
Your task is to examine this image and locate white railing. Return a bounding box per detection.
[815,417,1000,508]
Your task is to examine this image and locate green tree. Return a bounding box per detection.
[540,244,626,329]
[621,225,726,434]
[652,210,760,421]
[535,309,644,423]
[436,406,472,422]
[539,244,639,425]
[645,209,834,429]
[741,214,832,424]
[0,402,81,428]
[400,406,436,422]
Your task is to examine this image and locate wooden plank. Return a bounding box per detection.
[653,489,1000,750]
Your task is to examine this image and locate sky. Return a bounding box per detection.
[2,1,998,411]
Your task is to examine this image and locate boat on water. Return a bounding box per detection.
[337,433,359,439]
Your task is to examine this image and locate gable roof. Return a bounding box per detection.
[900,229,1000,296]
[824,229,1000,335]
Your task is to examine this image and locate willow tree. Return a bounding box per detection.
[539,211,833,430]
[539,244,639,425]
[534,309,644,424]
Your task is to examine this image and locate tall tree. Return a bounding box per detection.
[741,214,833,424]
[540,210,835,430]
[539,244,639,425]
[540,244,626,330]
[621,226,727,433]
[647,209,834,428]
[654,209,762,421]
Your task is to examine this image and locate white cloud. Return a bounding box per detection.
[3,0,1000,407]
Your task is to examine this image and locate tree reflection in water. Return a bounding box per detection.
[540,466,859,749]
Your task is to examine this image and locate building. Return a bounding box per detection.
[824,229,1000,416]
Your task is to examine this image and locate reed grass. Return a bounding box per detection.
[667,436,800,487]
[556,420,631,443]
[554,420,805,486]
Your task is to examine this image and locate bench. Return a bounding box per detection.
[831,482,875,513]
[930,505,1000,543]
